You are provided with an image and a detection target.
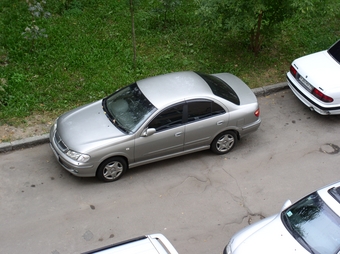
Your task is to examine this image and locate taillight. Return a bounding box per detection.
[254,108,260,117]
[312,88,333,102]
[290,65,297,77]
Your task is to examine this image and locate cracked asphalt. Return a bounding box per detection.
[1,88,340,254]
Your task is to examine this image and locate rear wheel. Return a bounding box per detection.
[211,131,237,155]
[96,157,127,182]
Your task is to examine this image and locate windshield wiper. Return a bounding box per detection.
[112,118,129,133]
[102,98,111,118]
[102,98,130,133]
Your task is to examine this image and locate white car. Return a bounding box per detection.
[82,234,178,254]
[224,181,340,254]
[287,40,340,115]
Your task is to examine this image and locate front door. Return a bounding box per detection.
[134,103,184,162]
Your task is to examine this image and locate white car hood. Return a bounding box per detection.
[232,216,308,254]
[293,50,340,92]
[57,100,126,151]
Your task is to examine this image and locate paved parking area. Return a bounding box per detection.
[1,88,340,254]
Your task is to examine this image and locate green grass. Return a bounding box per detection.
[0,0,339,126]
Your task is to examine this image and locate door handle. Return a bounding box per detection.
[217,120,224,126]
[175,132,182,137]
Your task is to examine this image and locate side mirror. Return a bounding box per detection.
[281,199,292,211]
[142,128,156,137]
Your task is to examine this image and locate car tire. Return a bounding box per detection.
[211,131,237,155]
[96,157,127,182]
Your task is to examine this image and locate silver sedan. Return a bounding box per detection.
[50,71,261,182]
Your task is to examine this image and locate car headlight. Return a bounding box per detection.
[66,150,90,162]
[54,118,58,128]
[51,118,58,133]
[226,243,231,254]
[225,239,234,254]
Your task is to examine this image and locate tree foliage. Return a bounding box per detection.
[148,0,182,28]
[195,0,335,55]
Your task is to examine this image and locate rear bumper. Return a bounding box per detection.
[240,118,261,137]
[287,73,340,115]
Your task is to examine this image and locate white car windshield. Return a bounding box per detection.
[328,40,340,64]
[281,192,340,254]
[103,83,156,133]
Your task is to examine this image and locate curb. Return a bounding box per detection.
[0,134,50,153]
[252,82,288,97]
[0,82,288,153]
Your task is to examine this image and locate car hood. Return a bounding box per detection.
[232,216,308,254]
[57,100,125,151]
[293,50,340,92]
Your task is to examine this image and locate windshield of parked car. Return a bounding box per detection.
[328,40,340,64]
[103,83,156,133]
[281,192,340,254]
[195,72,240,105]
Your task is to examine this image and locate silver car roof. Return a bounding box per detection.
[136,71,213,108]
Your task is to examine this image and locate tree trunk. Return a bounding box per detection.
[251,10,263,55]
[130,0,136,68]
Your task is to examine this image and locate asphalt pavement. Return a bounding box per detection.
[1,82,340,254]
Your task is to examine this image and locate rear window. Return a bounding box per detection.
[328,186,340,203]
[328,40,340,64]
[196,72,240,105]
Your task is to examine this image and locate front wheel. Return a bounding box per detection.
[96,157,127,182]
[211,131,237,155]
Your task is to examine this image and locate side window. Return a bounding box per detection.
[211,101,226,115]
[187,100,226,123]
[149,104,183,131]
[187,101,211,122]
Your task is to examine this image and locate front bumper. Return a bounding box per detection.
[287,73,340,115]
[49,125,96,177]
[223,241,232,254]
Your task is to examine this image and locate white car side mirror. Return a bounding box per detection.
[281,199,292,211]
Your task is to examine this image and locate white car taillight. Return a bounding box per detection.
[312,88,334,102]
[290,65,298,77]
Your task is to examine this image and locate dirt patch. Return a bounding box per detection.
[0,114,54,143]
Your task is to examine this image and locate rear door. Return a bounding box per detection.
[183,99,228,151]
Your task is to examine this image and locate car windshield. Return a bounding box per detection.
[328,40,340,64]
[195,72,240,105]
[281,192,340,254]
[103,83,156,133]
